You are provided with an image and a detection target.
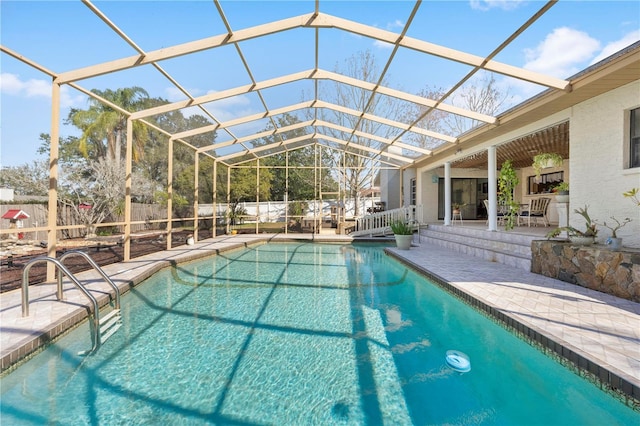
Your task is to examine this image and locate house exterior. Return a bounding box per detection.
[382,42,640,249]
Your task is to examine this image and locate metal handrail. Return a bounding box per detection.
[22,257,100,352]
[58,250,120,310]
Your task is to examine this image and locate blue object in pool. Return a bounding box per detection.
[446,350,471,373]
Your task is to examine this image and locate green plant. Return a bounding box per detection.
[532,153,563,178]
[228,204,248,226]
[498,160,519,231]
[452,202,465,210]
[547,205,598,239]
[623,188,639,206]
[390,220,413,235]
[595,216,632,238]
[553,182,569,192]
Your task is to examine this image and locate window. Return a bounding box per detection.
[410,178,416,206]
[527,171,564,195]
[631,107,640,168]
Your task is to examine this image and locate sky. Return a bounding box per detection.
[1,0,639,168]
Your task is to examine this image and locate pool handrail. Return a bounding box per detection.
[22,256,101,353]
[58,250,120,310]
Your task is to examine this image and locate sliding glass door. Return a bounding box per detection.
[438,178,488,220]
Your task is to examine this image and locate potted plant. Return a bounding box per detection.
[451,202,465,214]
[554,182,569,203]
[532,153,563,179]
[595,216,632,251]
[390,220,413,250]
[498,160,519,231]
[546,205,598,245]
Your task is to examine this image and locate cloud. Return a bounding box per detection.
[469,0,526,11]
[370,19,404,49]
[523,27,600,78]
[373,40,394,49]
[1,73,49,97]
[0,72,85,108]
[387,19,404,31]
[172,87,255,123]
[590,29,640,65]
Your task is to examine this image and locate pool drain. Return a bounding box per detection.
[445,350,471,373]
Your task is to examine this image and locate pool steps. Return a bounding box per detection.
[21,250,123,356]
[99,309,122,344]
[419,224,536,271]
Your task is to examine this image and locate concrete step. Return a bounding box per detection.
[421,224,538,271]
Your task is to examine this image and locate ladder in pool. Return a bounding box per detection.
[21,250,122,355]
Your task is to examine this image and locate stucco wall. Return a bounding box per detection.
[380,168,401,210]
[570,80,640,248]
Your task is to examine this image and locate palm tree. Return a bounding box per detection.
[70,87,150,161]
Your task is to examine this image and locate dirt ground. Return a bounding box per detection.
[0,230,212,293]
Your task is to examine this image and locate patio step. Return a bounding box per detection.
[420,224,540,271]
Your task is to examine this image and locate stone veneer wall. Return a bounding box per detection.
[531,241,640,302]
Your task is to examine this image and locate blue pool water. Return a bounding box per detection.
[1,242,637,424]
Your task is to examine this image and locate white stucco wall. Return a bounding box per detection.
[570,80,640,247]
[380,168,401,210]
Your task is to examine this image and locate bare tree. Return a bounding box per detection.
[57,158,156,236]
[317,50,411,216]
[444,74,513,135]
[0,159,48,196]
[400,86,451,150]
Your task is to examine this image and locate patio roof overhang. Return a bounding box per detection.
[415,42,640,171]
[1,0,576,168]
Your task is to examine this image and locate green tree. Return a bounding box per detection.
[69,86,151,161]
[260,113,337,201]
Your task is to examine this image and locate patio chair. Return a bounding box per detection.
[483,199,506,225]
[518,197,551,227]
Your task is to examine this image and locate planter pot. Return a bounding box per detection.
[555,192,569,203]
[394,234,413,250]
[570,236,595,246]
[186,236,195,245]
[606,237,623,251]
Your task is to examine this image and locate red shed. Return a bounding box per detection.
[2,209,30,221]
[2,209,30,239]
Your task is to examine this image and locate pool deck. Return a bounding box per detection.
[1,233,639,405]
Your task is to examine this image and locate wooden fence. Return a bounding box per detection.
[0,203,166,239]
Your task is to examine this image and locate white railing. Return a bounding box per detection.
[350,205,423,237]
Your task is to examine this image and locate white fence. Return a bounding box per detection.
[198,198,381,223]
[350,205,423,237]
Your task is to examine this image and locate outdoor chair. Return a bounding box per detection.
[483,199,506,225]
[518,197,551,227]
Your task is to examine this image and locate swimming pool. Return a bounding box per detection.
[1,242,637,424]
